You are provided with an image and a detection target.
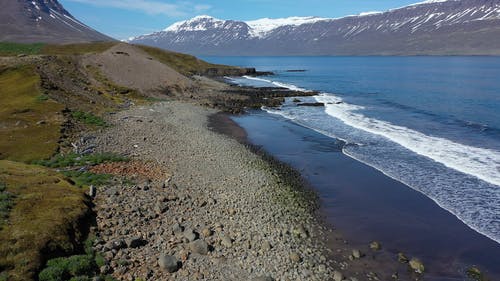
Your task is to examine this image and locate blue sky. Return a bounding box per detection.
[60,0,424,40]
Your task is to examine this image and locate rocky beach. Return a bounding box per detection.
[80,101,420,281]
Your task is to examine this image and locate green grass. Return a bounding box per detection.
[71,111,107,127]
[0,42,117,57]
[62,171,112,188]
[0,42,45,56]
[0,182,14,230]
[0,65,64,162]
[0,161,89,281]
[38,236,115,281]
[42,42,117,56]
[33,153,127,187]
[36,94,50,102]
[34,153,128,168]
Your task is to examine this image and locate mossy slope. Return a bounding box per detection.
[0,160,89,281]
[0,65,64,162]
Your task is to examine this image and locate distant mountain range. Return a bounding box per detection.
[0,0,112,43]
[129,0,500,56]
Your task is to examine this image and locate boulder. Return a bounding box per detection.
[290,252,301,263]
[333,270,344,281]
[190,240,209,255]
[158,254,179,273]
[370,241,381,251]
[409,258,425,274]
[221,236,233,248]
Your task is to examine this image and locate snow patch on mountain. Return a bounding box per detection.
[164,15,225,32]
[246,16,330,37]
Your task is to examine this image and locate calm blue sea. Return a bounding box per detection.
[202,56,500,245]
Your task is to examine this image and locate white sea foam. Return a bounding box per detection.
[242,76,311,92]
[314,94,500,188]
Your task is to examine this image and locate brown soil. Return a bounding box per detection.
[82,43,194,96]
[90,160,170,181]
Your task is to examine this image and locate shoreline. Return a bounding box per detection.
[228,108,500,280]
[84,100,423,280]
[207,111,422,280]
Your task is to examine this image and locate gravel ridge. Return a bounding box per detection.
[90,101,338,280]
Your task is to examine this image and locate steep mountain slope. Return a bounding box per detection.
[0,0,113,43]
[130,0,500,55]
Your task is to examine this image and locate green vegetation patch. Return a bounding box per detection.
[0,182,14,230]
[0,42,117,57]
[0,65,64,162]
[62,171,112,188]
[0,160,89,281]
[41,42,118,56]
[0,42,45,56]
[33,152,127,187]
[72,111,107,127]
[34,152,128,168]
[38,235,116,281]
[135,44,235,76]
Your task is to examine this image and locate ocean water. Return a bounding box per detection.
[203,56,500,245]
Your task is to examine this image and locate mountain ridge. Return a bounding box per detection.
[129,0,500,56]
[0,0,113,44]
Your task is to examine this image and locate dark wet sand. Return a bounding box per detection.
[212,110,500,280]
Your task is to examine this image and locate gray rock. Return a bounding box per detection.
[158,254,180,273]
[292,225,309,238]
[201,227,212,237]
[370,241,382,251]
[154,203,168,214]
[190,240,209,255]
[108,239,126,250]
[99,265,110,274]
[409,258,425,274]
[221,236,232,248]
[162,177,172,188]
[398,252,409,263]
[183,229,198,242]
[261,240,272,252]
[172,223,184,236]
[318,264,326,273]
[290,252,301,263]
[333,270,344,281]
[89,185,96,197]
[352,249,362,259]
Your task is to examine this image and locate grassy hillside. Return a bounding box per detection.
[0,65,64,162]
[0,42,45,56]
[0,42,118,56]
[0,161,89,281]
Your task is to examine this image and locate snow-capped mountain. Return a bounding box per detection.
[0,0,112,43]
[130,0,500,55]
